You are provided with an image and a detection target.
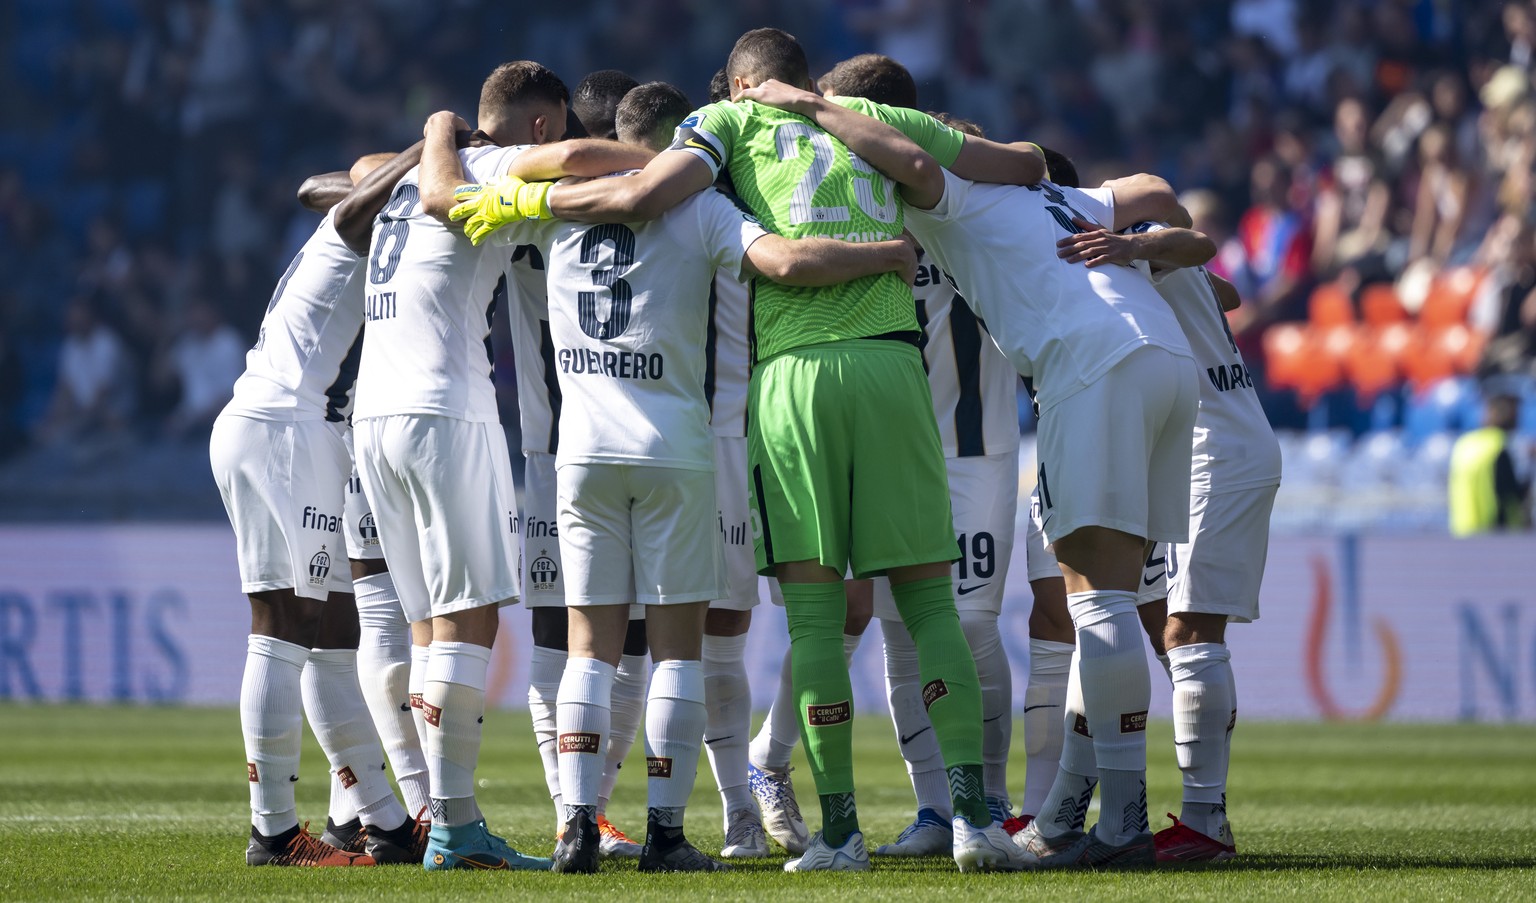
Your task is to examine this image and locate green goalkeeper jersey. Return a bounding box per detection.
[668,96,964,362]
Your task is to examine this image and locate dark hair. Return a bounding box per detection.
[1041,147,1079,188]
[931,111,985,139]
[479,61,569,121]
[824,54,918,108]
[573,69,640,140]
[1487,394,1520,431]
[708,68,731,104]
[726,28,809,90]
[615,82,694,151]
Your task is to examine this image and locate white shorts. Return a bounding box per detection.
[558,462,726,607]
[1023,488,1061,583]
[1138,542,1169,605]
[874,452,1018,618]
[210,414,352,601]
[1035,346,1198,545]
[342,429,384,562]
[354,415,520,622]
[520,451,565,609]
[713,436,760,613]
[1167,484,1278,623]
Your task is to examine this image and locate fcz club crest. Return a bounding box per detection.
[529,550,558,591]
[308,546,331,586]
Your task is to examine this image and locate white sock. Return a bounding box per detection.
[353,572,429,818]
[1021,639,1073,817]
[961,610,1012,805]
[843,631,863,661]
[241,635,309,836]
[702,634,754,819]
[422,640,491,829]
[408,643,430,752]
[1170,642,1235,840]
[558,656,615,811]
[1068,591,1150,844]
[879,617,951,818]
[303,649,408,829]
[599,651,647,810]
[528,643,566,826]
[749,649,798,770]
[328,771,360,826]
[646,659,706,812]
[1033,648,1100,837]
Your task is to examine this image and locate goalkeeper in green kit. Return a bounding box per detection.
[452,29,1045,872]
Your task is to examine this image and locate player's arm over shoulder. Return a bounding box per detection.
[743,233,918,287]
[504,139,655,183]
[834,97,1045,186]
[1099,173,1182,232]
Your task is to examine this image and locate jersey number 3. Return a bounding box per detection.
[575,224,636,340]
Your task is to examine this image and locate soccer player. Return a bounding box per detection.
[448,29,1038,872]
[451,29,1043,874]
[817,58,1024,856]
[737,78,1198,869]
[449,80,918,873]
[695,70,774,863]
[211,148,431,868]
[511,68,650,861]
[352,60,649,871]
[572,69,640,140]
[1054,211,1282,862]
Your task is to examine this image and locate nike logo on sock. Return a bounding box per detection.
[703,735,735,746]
[956,583,989,596]
[983,715,1003,723]
[288,775,299,782]
[1022,704,1060,713]
[899,726,933,745]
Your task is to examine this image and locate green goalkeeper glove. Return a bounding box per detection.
[449,176,554,246]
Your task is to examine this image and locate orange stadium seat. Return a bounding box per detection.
[1344,323,1410,403]
[1308,282,1355,327]
[1418,267,1481,328]
[1265,322,1343,408]
[1360,284,1408,326]
[1401,322,1484,392]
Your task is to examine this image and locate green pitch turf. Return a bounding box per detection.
[1,705,1533,900]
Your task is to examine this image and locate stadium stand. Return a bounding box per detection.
[0,0,1531,529]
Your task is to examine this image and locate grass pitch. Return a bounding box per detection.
[1,705,1533,901]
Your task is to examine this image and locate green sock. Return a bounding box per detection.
[781,580,859,841]
[891,575,989,826]
[820,791,859,848]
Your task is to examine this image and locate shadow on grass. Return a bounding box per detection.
[1171,852,1536,872]
[743,853,1536,874]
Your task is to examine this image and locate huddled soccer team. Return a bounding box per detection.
[209,25,1279,875]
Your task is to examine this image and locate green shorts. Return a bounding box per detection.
[748,338,957,579]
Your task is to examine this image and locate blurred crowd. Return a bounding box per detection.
[1,0,1534,475]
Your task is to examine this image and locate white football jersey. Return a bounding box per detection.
[518,185,769,470]
[1130,223,1281,495]
[904,171,1193,413]
[912,249,1019,459]
[224,211,365,423]
[500,242,562,454]
[352,145,530,424]
[707,272,750,438]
